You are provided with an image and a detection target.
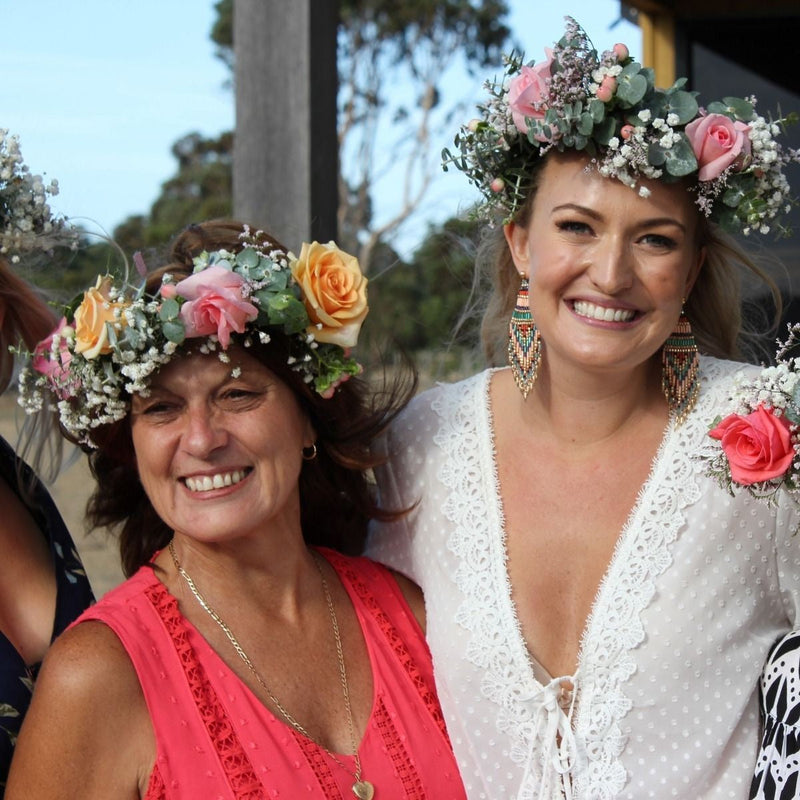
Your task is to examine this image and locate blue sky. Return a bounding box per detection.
[2,1,639,251]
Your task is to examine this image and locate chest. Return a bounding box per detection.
[496,423,664,675]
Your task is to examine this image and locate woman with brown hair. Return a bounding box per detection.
[8,220,466,799]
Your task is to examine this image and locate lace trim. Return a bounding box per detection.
[326,552,451,742]
[145,583,264,799]
[374,696,427,798]
[292,729,344,798]
[433,361,729,798]
[143,763,166,800]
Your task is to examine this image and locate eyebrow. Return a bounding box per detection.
[551,203,687,233]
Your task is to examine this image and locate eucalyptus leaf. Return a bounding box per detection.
[121,327,142,350]
[664,91,699,124]
[662,138,698,177]
[648,142,667,167]
[589,98,605,123]
[235,248,260,268]
[577,112,594,136]
[723,96,755,120]
[158,297,180,321]
[722,185,746,208]
[162,320,186,344]
[616,63,648,106]
[593,116,616,145]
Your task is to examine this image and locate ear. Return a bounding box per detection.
[685,245,706,298]
[503,222,531,276]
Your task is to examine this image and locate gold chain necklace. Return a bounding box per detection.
[168,541,375,800]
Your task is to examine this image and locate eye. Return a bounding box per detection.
[639,233,678,250]
[218,385,264,409]
[556,220,593,235]
[134,399,179,417]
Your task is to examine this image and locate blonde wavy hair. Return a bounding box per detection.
[476,158,781,368]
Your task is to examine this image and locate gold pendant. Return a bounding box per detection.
[352,779,374,800]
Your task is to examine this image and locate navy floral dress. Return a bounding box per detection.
[0,436,94,792]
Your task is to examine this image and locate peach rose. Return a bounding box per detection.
[685,113,752,181]
[291,241,368,348]
[709,405,795,485]
[73,276,128,359]
[174,265,258,349]
[507,48,554,134]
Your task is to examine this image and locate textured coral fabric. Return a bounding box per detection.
[76,549,465,799]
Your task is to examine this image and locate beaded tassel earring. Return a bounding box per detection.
[507,275,541,399]
[661,305,699,425]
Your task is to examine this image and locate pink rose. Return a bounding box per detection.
[32,317,75,398]
[709,405,795,485]
[684,113,752,181]
[174,265,258,349]
[507,48,554,134]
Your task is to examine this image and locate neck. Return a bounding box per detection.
[161,531,319,622]
[519,356,667,446]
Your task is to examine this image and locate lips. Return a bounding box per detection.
[572,300,636,323]
[184,469,249,493]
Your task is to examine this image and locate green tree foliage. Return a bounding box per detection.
[113,131,233,256]
[105,1,508,358]
[365,215,483,353]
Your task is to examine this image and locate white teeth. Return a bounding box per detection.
[573,300,635,322]
[185,470,246,493]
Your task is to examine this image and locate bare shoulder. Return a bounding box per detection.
[388,569,427,635]
[6,621,154,800]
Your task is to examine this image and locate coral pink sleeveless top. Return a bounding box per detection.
[76,549,465,799]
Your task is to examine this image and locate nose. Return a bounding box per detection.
[587,236,634,295]
[182,403,227,457]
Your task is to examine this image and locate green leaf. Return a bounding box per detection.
[577,111,594,136]
[723,96,755,120]
[616,63,648,106]
[589,98,605,123]
[722,184,747,208]
[664,91,698,124]
[267,293,308,334]
[662,137,698,176]
[593,117,616,146]
[648,142,667,167]
[158,297,180,321]
[162,320,186,344]
[235,248,260,268]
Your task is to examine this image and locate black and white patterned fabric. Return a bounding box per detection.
[751,630,800,800]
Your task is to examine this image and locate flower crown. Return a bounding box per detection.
[443,16,800,236]
[703,326,800,504]
[17,228,368,447]
[1,128,74,260]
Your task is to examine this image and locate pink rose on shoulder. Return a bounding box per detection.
[507,48,554,134]
[685,113,752,181]
[32,317,75,398]
[175,265,258,349]
[709,404,795,485]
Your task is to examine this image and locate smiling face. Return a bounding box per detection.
[130,347,316,546]
[505,152,705,380]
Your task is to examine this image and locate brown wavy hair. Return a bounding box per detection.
[83,220,417,577]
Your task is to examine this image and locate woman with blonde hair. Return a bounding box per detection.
[368,18,800,799]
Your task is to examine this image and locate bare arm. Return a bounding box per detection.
[6,621,155,800]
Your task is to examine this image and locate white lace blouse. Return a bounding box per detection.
[367,356,800,800]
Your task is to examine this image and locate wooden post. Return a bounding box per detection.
[233,0,339,246]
